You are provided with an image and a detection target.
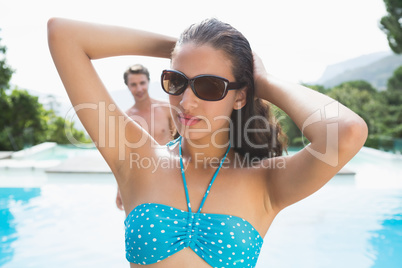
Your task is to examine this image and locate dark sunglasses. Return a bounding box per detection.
[161,69,243,101]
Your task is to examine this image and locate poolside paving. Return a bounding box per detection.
[45,149,111,173]
[0,151,13,160]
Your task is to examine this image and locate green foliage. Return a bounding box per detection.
[327,81,386,136]
[379,66,402,138]
[46,115,92,145]
[387,65,402,92]
[0,30,91,151]
[0,30,14,92]
[0,88,49,150]
[0,88,92,150]
[272,105,305,148]
[281,74,402,152]
[380,0,402,54]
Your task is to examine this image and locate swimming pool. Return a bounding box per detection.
[0,147,401,267]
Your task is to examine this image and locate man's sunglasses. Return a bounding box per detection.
[161,69,243,101]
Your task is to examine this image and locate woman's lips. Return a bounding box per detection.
[178,113,201,126]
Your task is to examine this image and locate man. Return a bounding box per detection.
[116,64,175,210]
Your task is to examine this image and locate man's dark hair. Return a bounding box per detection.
[124,64,150,85]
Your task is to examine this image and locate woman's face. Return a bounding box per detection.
[169,43,241,145]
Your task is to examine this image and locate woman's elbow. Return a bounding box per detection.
[339,116,368,152]
[47,17,60,39]
[47,17,70,46]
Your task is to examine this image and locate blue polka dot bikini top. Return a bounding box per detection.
[124,137,264,267]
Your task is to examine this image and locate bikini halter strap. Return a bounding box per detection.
[178,136,231,213]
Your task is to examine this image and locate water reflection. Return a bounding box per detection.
[369,209,402,268]
[0,188,41,266]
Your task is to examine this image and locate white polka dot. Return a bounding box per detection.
[153,238,157,242]
[138,235,141,238]
[150,224,154,228]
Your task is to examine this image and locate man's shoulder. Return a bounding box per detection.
[125,106,139,116]
[151,98,170,110]
[150,98,171,117]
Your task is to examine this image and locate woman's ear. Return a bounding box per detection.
[233,88,247,110]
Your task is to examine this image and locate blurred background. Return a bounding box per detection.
[0,1,401,268]
[0,0,401,151]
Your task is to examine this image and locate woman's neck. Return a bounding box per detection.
[180,134,231,167]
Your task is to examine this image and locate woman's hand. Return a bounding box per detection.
[252,52,269,100]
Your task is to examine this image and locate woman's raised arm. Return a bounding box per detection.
[47,18,176,176]
[253,53,368,212]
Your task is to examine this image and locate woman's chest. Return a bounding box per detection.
[127,166,273,238]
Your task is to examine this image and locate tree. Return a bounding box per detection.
[47,115,91,145]
[387,65,402,93]
[380,0,402,54]
[0,29,13,130]
[0,30,14,92]
[327,81,386,137]
[0,30,91,151]
[381,66,402,138]
[0,88,50,150]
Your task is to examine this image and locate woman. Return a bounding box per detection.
[48,17,367,268]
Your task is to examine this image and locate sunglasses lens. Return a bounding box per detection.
[162,71,187,95]
[194,76,226,101]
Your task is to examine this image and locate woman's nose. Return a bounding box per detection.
[179,85,198,110]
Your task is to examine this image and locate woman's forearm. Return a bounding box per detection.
[257,74,367,151]
[47,17,177,60]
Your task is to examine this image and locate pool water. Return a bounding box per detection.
[0,148,401,268]
[0,177,127,268]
